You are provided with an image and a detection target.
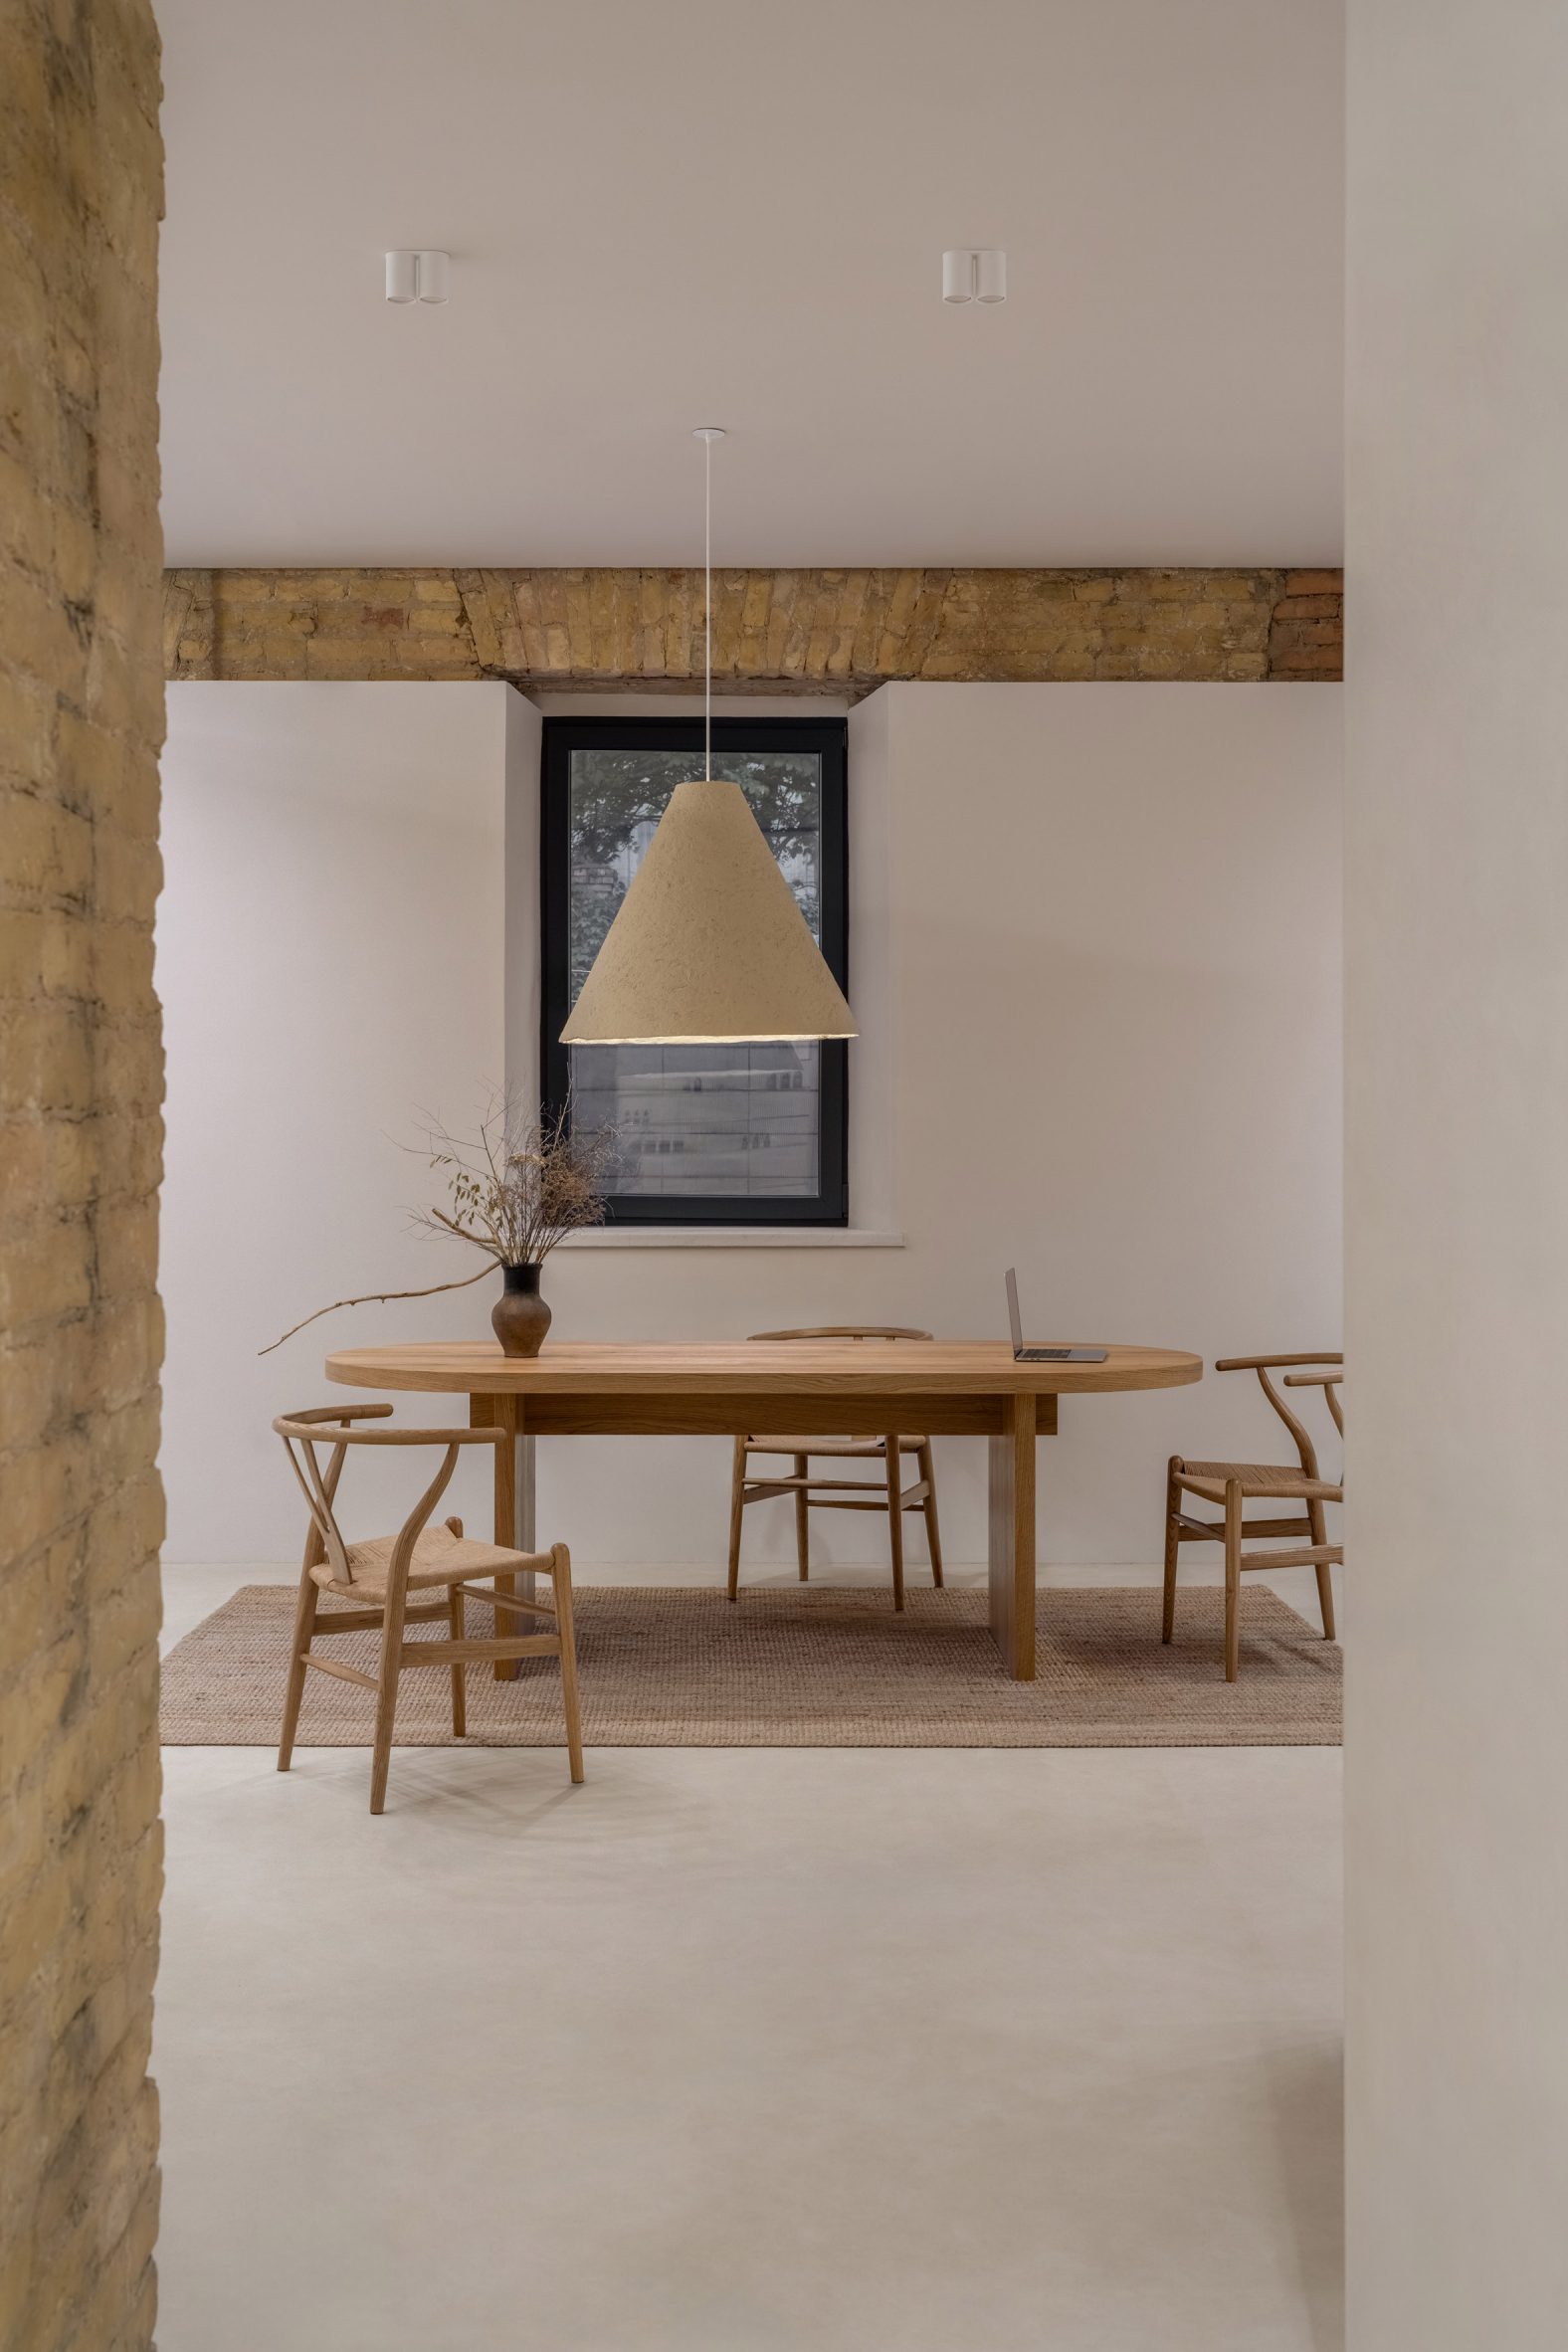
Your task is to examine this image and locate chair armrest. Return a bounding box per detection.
[1215,1353,1343,1373]
[322,1424,506,1447]
[274,1410,503,1447]
[274,1402,394,1427]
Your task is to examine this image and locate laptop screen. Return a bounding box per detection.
[1005,1267,1023,1355]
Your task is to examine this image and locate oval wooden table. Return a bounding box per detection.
[325,1340,1202,1680]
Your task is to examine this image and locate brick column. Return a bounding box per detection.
[1,4,165,2345]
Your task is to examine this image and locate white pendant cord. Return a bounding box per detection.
[693,427,724,782]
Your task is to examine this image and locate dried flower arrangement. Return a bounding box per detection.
[262,1093,615,1358]
[411,1095,613,1268]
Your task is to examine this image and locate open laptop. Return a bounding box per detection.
[1005,1269,1107,1364]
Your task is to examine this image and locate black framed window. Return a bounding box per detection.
[541,716,849,1226]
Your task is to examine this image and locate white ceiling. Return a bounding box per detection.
[157,0,1344,567]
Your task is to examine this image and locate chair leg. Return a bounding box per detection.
[448,1585,467,1736]
[1308,1497,1337,1640]
[918,1441,944,1588]
[726,1437,747,1602]
[884,1436,905,1613]
[278,1569,319,1772]
[1224,1478,1243,1683]
[1162,1458,1181,1646]
[369,1584,408,1816]
[550,1545,586,1786]
[793,1454,810,1581]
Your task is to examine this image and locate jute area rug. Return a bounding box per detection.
[160,1583,1340,1749]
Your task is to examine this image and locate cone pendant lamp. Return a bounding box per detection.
[560,431,857,1047]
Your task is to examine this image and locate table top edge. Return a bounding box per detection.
[321,1340,1205,1395]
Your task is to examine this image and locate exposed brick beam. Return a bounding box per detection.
[164,566,1341,692]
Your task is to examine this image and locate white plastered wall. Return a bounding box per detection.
[1344,1,1568,2340]
[158,683,511,1554]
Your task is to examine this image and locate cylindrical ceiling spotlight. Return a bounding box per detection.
[415,250,449,303]
[942,249,1008,305]
[385,251,450,304]
[974,248,1007,304]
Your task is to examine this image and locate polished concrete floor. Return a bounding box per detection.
[155,1563,1343,2352]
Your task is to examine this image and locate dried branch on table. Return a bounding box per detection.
[257,1263,490,1356]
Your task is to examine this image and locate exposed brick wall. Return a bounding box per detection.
[1,5,164,2347]
[164,565,1343,691]
[1269,569,1344,678]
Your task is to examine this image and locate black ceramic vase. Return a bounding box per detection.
[491,1263,551,1357]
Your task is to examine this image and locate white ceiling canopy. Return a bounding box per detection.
[157,0,1344,568]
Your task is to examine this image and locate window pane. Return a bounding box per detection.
[567,749,824,1199]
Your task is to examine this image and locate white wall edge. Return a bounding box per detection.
[558,1228,906,1250]
[528,692,853,717]
[503,685,544,1108]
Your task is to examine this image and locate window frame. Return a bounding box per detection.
[540,714,850,1228]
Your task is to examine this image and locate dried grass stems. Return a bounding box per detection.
[412,1094,614,1269]
[259,1091,614,1355]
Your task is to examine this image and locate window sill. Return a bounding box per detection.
[559,1227,905,1251]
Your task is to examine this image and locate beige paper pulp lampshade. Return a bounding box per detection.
[560,776,858,1044]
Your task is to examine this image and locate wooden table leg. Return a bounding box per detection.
[987,1392,1037,1679]
[472,1393,536,1681]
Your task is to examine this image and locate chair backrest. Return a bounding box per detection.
[747,1325,934,1343]
[1283,1367,1344,1439]
[1214,1354,1344,1479]
[273,1404,502,1588]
